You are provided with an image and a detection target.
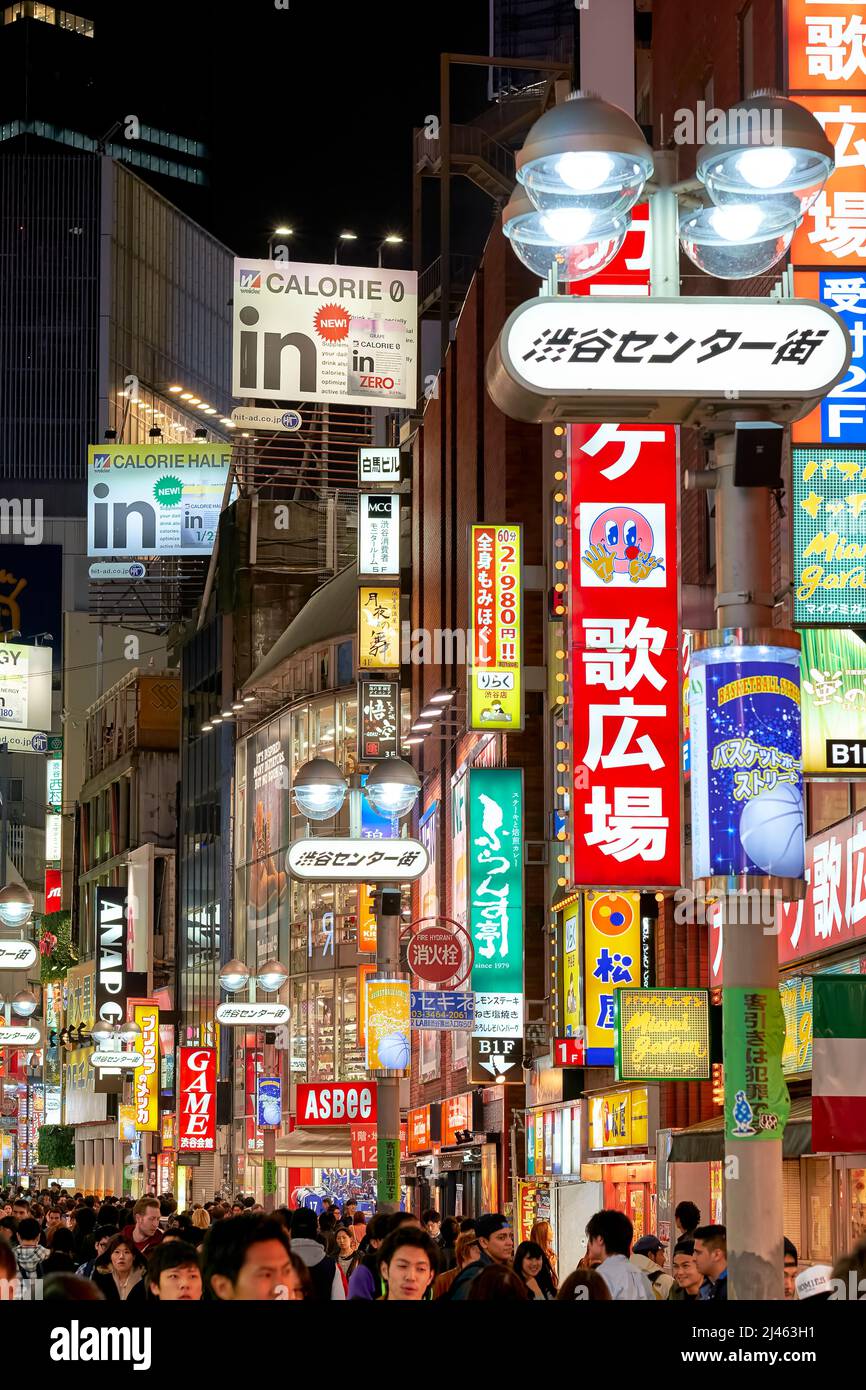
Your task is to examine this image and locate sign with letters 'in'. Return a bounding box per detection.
[570,424,682,888]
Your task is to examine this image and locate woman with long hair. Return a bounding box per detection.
[91,1233,147,1303]
[514,1240,557,1300]
[529,1220,558,1289]
[556,1268,612,1302]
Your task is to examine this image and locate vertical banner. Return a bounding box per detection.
[358,681,400,760]
[417,801,441,1081]
[93,887,128,1095]
[583,890,640,1065]
[359,494,400,577]
[131,1000,159,1133]
[377,1138,401,1205]
[468,525,523,730]
[358,586,400,669]
[723,989,791,1141]
[468,768,524,1038]
[358,884,377,952]
[689,643,805,882]
[451,771,470,1067]
[561,902,581,1039]
[178,1047,217,1152]
[570,424,682,887]
[365,977,411,1072]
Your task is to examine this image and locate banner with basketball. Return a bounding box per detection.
[584,891,641,1066]
[689,642,805,883]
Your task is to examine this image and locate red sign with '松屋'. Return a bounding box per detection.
[177,1047,216,1152]
[570,423,682,889]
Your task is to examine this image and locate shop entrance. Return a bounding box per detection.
[602,1161,657,1242]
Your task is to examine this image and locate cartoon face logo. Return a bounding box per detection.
[589,507,654,574]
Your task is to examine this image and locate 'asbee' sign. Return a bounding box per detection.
[296,1082,377,1125]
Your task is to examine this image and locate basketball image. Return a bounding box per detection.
[738,784,805,878]
[376,1031,410,1070]
[587,891,638,936]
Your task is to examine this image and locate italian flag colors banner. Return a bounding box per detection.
[812,977,866,1153]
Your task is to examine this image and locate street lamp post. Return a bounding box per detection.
[496,89,836,1300]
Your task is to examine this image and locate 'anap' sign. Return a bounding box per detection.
[296,1081,377,1126]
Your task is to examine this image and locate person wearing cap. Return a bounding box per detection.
[449,1214,514,1300]
[794,1264,834,1301]
[586,1210,655,1300]
[630,1234,674,1299]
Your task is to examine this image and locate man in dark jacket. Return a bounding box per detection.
[694,1224,728,1300]
[449,1214,513,1300]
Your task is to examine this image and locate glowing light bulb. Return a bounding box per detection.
[735,147,797,190]
[709,204,765,242]
[555,151,615,192]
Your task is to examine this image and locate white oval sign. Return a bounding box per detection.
[0,1026,41,1046]
[488,295,851,425]
[215,1003,291,1026]
[90,1050,143,1069]
[0,940,38,969]
[286,837,429,882]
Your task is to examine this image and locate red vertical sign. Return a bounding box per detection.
[44,868,62,915]
[178,1046,216,1152]
[246,1047,264,1152]
[569,425,682,887]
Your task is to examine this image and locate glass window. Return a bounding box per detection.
[336,692,358,774]
[337,640,353,687]
[290,978,307,1078]
[339,974,365,1081]
[313,698,336,760]
[804,1157,833,1262]
[309,976,335,1080]
[291,707,309,782]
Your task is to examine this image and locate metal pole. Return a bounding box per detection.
[262,1028,277,1214]
[0,741,8,886]
[712,431,784,1301]
[374,887,402,1215]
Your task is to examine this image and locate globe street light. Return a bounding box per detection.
[503,184,628,284]
[11,989,38,1018]
[0,882,34,929]
[90,1020,117,1045]
[679,200,798,279]
[118,1019,142,1045]
[219,958,252,993]
[363,757,421,820]
[695,93,834,217]
[292,757,348,821]
[256,959,289,993]
[516,93,654,218]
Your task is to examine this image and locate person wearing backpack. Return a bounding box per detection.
[630,1234,674,1299]
[289,1206,346,1299]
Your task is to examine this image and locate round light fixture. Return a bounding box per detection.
[219,959,251,993]
[516,93,653,217]
[292,756,348,820]
[503,185,627,284]
[679,201,798,279]
[364,757,421,819]
[256,959,289,993]
[0,883,34,928]
[90,1021,117,1045]
[696,93,834,217]
[11,988,38,1018]
[118,1019,141,1044]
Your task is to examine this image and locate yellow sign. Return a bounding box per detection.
[132,1001,160,1132]
[358,586,400,669]
[561,904,581,1039]
[468,524,523,730]
[364,976,411,1072]
[589,1087,649,1150]
[117,1102,137,1145]
[358,883,377,952]
[584,891,641,1064]
[616,989,710,1081]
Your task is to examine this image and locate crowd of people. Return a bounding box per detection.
[0,1185,862,1301]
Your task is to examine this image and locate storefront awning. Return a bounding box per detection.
[270,1126,355,1166]
[667,1096,813,1163]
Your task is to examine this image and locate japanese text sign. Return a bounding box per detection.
[358,680,400,760]
[793,444,866,623]
[410,990,475,1029]
[723,989,791,1142]
[588,1087,648,1149]
[793,271,866,443]
[131,1000,159,1133]
[359,447,401,484]
[561,904,581,1038]
[358,883,377,951]
[408,926,464,985]
[364,977,411,1072]
[256,1075,282,1129]
[359,494,400,578]
[178,1047,216,1153]
[467,769,524,1036]
[614,988,710,1082]
[570,422,682,887]
[781,976,815,1075]
[287,837,428,882]
[584,891,641,1065]
[788,0,866,93]
[468,525,523,730]
[689,644,805,881]
[358,586,400,669]
[777,809,866,962]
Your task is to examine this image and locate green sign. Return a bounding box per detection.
[377,1138,400,1207]
[792,444,866,627]
[467,768,524,996]
[262,1158,277,1196]
[723,988,791,1141]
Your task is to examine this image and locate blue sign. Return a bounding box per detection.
[410,990,475,1030]
[360,773,397,840]
[817,273,866,444]
[255,1075,282,1128]
[689,645,805,880]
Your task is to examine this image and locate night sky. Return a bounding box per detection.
[92,0,493,263]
